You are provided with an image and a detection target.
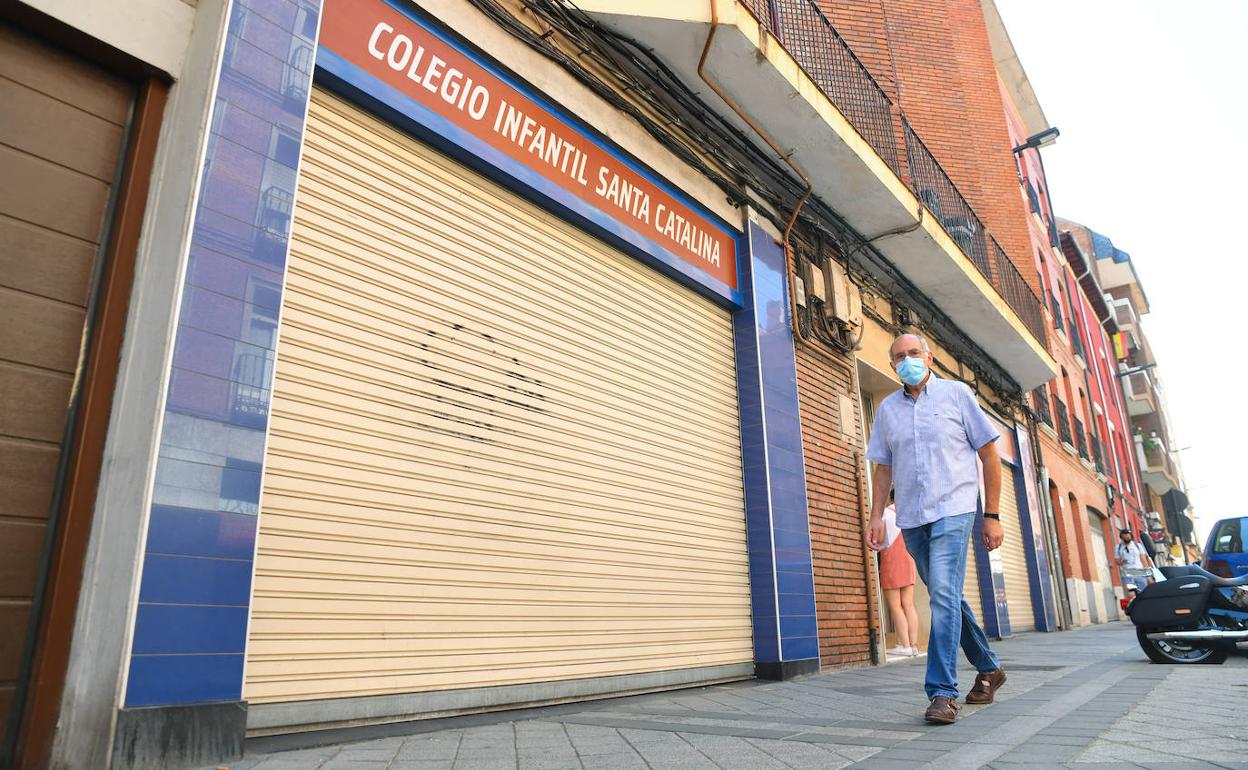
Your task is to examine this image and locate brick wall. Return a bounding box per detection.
[814,0,898,102]
[794,343,876,667]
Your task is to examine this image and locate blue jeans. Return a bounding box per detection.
[902,512,1001,700]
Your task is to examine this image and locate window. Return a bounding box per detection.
[1050,291,1064,332]
[299,7,319,40]
[1212,518,1245,555]
[274,132,301,169]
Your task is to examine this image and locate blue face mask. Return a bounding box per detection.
[896,356,927,386]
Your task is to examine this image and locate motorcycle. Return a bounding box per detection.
[1126,563,1248,664]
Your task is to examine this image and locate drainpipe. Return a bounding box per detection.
[854,450,881,664]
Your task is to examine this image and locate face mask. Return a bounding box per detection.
[896,356,927,386]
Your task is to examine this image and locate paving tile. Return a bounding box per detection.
[334,748,399,761]
[247,760,333,770]
[843,759,925,770]
[319,761,392,770]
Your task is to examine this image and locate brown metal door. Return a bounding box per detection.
[0,22,133,727]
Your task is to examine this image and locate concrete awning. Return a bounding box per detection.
[578,0,1057,390]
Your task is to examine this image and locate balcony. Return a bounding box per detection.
[1135,432,1178,494]
[579,0,1056,389]
[1054,399,1073,447]
[1125,370,1158,416]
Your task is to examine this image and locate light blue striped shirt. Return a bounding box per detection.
[866,376,1001,530]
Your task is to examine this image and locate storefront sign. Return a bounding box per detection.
[317,0,740,301]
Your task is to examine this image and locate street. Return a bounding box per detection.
[219,622,1248,770]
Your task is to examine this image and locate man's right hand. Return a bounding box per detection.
[866,516,887,552]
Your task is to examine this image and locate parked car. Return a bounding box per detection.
[1204,516,1248,579]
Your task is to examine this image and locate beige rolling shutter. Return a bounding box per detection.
[999,464,1034,632]
[244,88,751,707]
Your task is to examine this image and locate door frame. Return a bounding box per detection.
[0,6,169,767]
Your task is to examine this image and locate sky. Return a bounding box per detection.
[994,1,1248,546]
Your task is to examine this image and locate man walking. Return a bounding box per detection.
[865,334,1008,724]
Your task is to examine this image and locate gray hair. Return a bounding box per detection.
[891,333,930,354]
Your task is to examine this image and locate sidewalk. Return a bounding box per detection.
[219,622,1248,770]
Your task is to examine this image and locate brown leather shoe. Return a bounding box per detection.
[924,695,960,724]
[965,668,1007,704]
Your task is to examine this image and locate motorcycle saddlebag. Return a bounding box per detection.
[1127,575,1212,628]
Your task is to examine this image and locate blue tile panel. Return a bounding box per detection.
[124,0,323,708]
[1013,424,1058,631]
[971,507,1010,640]
[733,222,819,666]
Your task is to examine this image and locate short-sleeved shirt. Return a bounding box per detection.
[1116,541,1147,570]
[866,375,1000,530]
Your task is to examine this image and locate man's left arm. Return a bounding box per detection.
[977,442,1004,551]
[961,384,1005,551]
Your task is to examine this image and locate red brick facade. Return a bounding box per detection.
[795,344,878,667]
[814,0,899,103]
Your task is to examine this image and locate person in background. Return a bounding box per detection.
[1115,528,1154,594]
[878,497,922,658]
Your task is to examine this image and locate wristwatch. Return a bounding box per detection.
[982,512,1000,520]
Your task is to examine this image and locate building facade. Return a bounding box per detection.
[1061,220,1197,562]
[2,1,1073,768]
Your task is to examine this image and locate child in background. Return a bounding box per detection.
[878,500,921,657]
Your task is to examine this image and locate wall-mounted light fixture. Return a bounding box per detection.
[1013,126,1061,154]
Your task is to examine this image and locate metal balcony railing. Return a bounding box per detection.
[1090,434,1105,474]
[992,238,1048,347]
[739,0,1048,351]
[231,353,274,428]
[762,0,901,175]
[905,120,991,279]
[1033,385,1052,427]
[1054,399,1073,446]
[1073,416,1088,460]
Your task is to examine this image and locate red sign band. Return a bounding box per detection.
[318,0,739,291]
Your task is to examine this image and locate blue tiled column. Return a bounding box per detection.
[1015,424,1058,631]
[733,222,819,679]
[971,509,1009,639]
[122,0,321,716]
